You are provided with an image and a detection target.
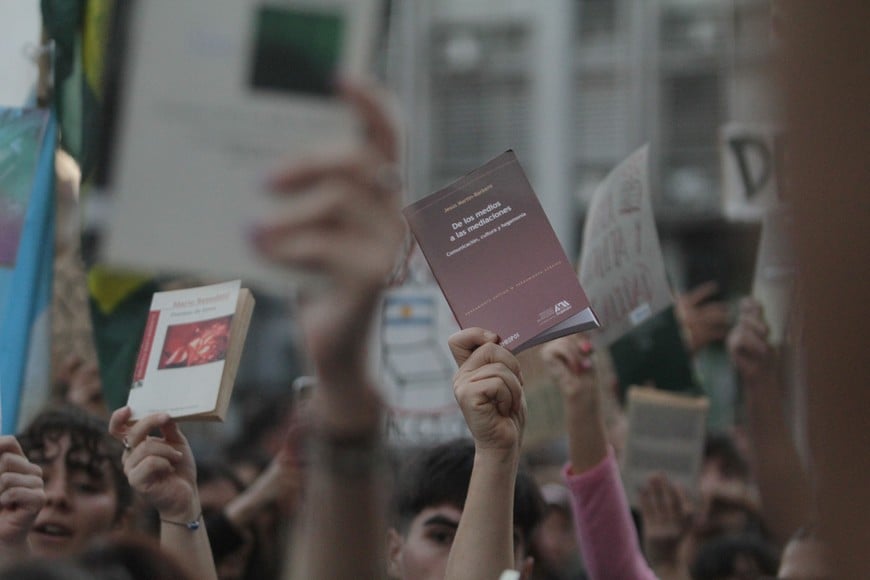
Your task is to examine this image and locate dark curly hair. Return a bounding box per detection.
[391,438,544,546]
[17,405,132,522]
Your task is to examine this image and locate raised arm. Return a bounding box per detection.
[444,327,528,580]
[540,334,656,580]
[251,80,405,580]
[727,297,811,545]
[109,407,216,580]
[0,436,45,565]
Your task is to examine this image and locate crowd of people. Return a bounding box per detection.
[3,2,866,578]
[0,80,833,580]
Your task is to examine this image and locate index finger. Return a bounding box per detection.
[123,412,172,448]
[448,327,500,368]
[683,281,720,306]
[337,79,398,162]
[462,342,524,387]
[108,406,134,442]
[0,435,26,457]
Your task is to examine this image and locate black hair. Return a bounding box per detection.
[18,405,133,522]
[196,459,246,493]
[704,432,750,481]
[690,533,779,580]
[392,438,544,543]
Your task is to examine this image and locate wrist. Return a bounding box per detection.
[473,444,521,469]
[158,496,202,524]
[308,432,387,479]
[645,537,683,565]
[563,385,600,411]
[308,383,384,439]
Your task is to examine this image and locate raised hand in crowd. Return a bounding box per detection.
[727,298,779,388]
[541,334,607,473]
[638,474,693,580]
[541,334,657,580]
[677,281,731,354]
[726,297,810,546]
[109,407,217,580]
[249,80,404,580]
[225,443,303,530]
[444,327,532,580]
[0,437,45,563]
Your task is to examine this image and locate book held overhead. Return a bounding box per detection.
[127,280,254,421]
[404,150,599,353]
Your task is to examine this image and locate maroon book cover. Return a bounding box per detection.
[403,151,599,352]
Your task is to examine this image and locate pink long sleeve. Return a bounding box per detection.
[563,452,657,580]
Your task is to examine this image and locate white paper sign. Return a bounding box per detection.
[720,122,785,221]
[579,146,673,346]
[376,283,469,446]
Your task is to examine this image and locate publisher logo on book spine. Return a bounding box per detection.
[538,300,572,325]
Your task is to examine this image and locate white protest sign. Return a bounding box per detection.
[579,146,673,346]
[720,122,785,221]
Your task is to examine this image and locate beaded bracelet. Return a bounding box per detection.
[160,511,203,531]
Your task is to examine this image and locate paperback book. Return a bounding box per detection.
[621,387,709,507]
[94,0,382,291]
[127,280,255,421]
[403,150,599,353]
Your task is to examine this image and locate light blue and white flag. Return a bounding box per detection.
[0,108,56,433]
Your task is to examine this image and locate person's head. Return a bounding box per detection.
[386,439,544,580]
[17,405,132,557]
[690,533,779,580]
[529,483,583,580]
[777,526,830,580]
[692,433,763,544]
[702,433,750,490]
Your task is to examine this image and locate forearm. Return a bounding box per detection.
[564,387,608,474]
[288,378,387,580]
[564,453,657,580]
[159,498,218,580]
[744,381,811,544]
[445,447,519,580]
[224,489,264,530]
[287,440,387,580]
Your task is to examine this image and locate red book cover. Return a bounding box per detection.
[403,151,599,352]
